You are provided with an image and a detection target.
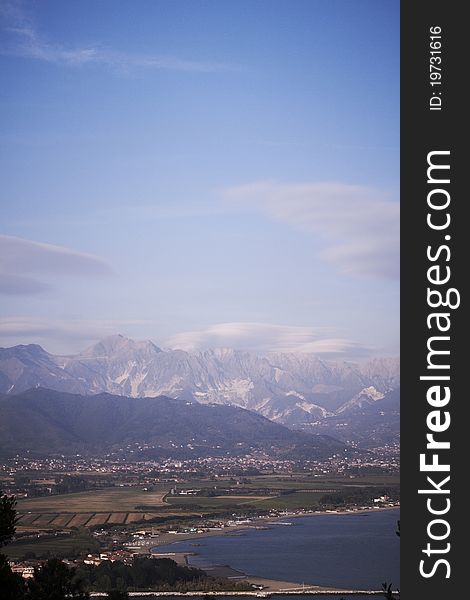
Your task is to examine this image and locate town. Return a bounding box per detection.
[1,448,400,588]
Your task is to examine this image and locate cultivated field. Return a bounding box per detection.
[17,487,167,513]
[5,530,100,560]
[165,492,323,511]
[14,474,399,530]
[15,511,164,530]
[15,487,170,530]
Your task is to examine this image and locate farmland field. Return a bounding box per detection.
[13,475,399,531]
[15,511,161,530]
[165,492,322,511]
[5,530,100,560]
[165,494,271,508]
[17,487,168,513]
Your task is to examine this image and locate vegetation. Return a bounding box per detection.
[12,473,399,536]
[1,490,89,599]
[0,490,27,598]
[17,487,167,513]
[1,491,18,547]
[0,388,343,459]
[0,490,253,597]
[26,558,89,599]
[0,552,27,600]
[5,529,100,561]
[76,557,251,592]
[319,486,399,508]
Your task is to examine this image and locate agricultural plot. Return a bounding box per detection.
[248,491,325,510]
[16,511,151,530]
[15,487,170,530]
[17,487,168,513]
[50,514,75,527]
[67,513,94,527]
[125,512,144,524]
[17,513,41,526]
[107,512,127,524]
[165,495,252,509]
[165,491,323,511]
[13,476,399,532]
[5,531,100,560]
[86,513,111,527]
[29,514,58,526]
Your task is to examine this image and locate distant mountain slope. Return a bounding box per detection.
[0,335,399,431]
[299,388,400,448]
[336,386,385,415]
[0,388,345,458]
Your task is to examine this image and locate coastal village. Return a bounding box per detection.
[7,494,399,583]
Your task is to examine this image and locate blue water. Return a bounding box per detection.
[154,509,400,592]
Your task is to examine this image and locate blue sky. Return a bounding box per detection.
[0,0,399,357]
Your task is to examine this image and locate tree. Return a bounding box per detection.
[381,581,399,599]
[26,558,89,600]
[0,553,27,600]
[0,491,18,548]
[0,491,27,599]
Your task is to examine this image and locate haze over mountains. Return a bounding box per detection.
[0,335,399,445]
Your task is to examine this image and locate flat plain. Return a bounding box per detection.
[17,487,167,513]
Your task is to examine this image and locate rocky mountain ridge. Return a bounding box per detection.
[0,334,399,431]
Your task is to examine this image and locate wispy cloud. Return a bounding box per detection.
[0,317,145,340]
[0,317,155,354]
[224,181,399,279]
[0,318,368,357]
[0,235,113,295]
[165,322,366,356]
[0,1,229,73]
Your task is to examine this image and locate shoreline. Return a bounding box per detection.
[90,588,399,598]
[148,505,399,549]
[89,591,398,597]
[149,507,400,596]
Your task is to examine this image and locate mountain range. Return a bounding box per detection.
[0,388,345,459]
[0,335,400,446]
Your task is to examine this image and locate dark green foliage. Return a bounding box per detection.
[0,553,27,600]
[319,486,399,507]
[0,491,27,599]
[75,557,252,592]
[54,476,88,495]
[77,557,206,591]
[0,491,18,547]
[26,558,89,600]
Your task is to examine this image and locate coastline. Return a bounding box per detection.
[149,506,400,595]
[149,551,354,595]
[89,591,397,597]
[148,505,400,549]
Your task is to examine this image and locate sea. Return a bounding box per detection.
[153,508,400,599]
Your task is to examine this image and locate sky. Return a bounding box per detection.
[0,0,400,358]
